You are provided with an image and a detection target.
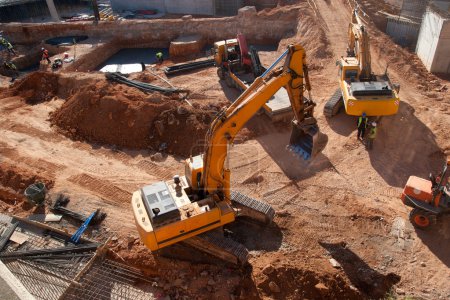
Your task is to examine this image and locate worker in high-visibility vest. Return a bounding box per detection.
[357,112,368,139]
[367,122,377,150]
[0,37,16,55]
[3,61,19,82]
[155,52,163,64]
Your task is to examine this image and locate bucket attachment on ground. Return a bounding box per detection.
[287,120,328,160]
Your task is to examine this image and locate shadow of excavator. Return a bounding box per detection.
[319,242,400,299]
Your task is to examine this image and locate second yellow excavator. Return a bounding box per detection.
[324,8,400,118]
[132,44,327,264]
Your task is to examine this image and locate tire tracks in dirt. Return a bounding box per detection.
[0,119,65,143]
[67,173,131,206]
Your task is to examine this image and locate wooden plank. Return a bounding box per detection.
[27,214,63,223]
[9,231,28,245]
[12,216,94,244]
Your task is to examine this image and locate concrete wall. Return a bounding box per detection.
[0,8,297,46]
[431,19,450,73]
[386,17,420,49]
[110,0,165,12]
[416,6,450,73]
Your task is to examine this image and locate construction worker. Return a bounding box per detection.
[357,112,368,139]
[155,51,163,64]
[367,122,377,150]
[41,47,51,64]
[3,61,19,82]
[0,36,16,55]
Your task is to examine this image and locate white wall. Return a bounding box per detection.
[431,19,450,73]
[416,9,443,71]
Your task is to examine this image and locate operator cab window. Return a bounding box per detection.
[345,70,358,80]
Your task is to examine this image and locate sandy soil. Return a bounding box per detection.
[0,1,449,299]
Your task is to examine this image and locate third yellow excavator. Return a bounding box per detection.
[324,8,400,118]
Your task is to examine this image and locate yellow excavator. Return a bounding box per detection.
[324,8,400,118]
[132,44,328,264]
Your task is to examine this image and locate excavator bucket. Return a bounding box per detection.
[288,122,328,160]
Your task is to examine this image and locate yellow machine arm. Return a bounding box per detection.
[201,44,327,202]
[348,8,372,80]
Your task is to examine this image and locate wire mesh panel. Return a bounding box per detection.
[65,259,161,300]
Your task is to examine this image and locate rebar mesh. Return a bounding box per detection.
[64,259,160,300]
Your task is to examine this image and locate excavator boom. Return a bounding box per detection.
[348,9,372,80]
[202,44,327,198]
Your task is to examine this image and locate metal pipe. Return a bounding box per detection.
[261,48,289,78]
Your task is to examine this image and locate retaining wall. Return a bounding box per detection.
[0,8,298,46]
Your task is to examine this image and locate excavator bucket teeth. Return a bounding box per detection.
[288,123,328,160]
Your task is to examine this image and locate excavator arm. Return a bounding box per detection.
[201,44,327,201]
[347,9,372,80]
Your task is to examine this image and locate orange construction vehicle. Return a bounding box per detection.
[401,160,450,229]
[132,44,328,264]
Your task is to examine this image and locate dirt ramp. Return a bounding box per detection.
[50,79,221,156]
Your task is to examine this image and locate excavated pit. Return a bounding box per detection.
[96,48,170,72]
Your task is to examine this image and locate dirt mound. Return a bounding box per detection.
[11,72,59,104]
[256,265,362,299]
[278,4,332,69]
[50,79,222,156]
[0,162,54,212]
[0,162,54,194]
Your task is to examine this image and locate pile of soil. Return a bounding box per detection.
[278,4,332,69]
[255,265,362,299]
[0,162,54,212]
[0,162,54,194]
[11,71,59,104]
[50,78,222,156]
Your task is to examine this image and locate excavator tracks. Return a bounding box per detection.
[181,191,274,265]
[231,191,275,224]
[324,88,344,118]
[183,229,249,265]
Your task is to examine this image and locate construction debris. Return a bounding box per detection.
[0,243,99,260]
[52,193,106,225]
[70,212,97,244]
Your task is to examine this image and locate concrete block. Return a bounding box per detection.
[238,6,257,18]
